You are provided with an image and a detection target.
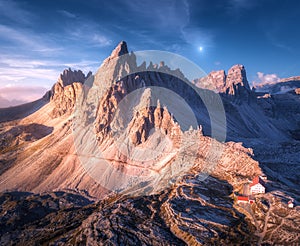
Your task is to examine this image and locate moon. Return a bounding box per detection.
[199,46,203,52]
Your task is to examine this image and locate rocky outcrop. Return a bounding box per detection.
[225,64,251,95]
[194,70,226,92]
[109,40,128,58]
[0,124,53,153]
[50,69,91,117]
[194,64,252,98]
[96,41,137,89]
[58,68,89,87]
[127,96,180,146]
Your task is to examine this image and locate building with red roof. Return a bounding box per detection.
[237,196,249,204]
[249,176,265,195]
[288,199,294,208]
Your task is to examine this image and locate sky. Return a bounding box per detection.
[0,0,300,105]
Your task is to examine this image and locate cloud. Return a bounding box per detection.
[0,56,59,80]
[0,94,27,108]
[122,0,210,49]
[265,31,292,52]
[33,47,65,53]
[252,72,281,88]
[63,19,113,48]
[57,10,77,18]
[0,66,58,82]
[0,85,48,106]
[181,27,215,48]
[123,0,215,50]
[0,3,79,57]
[63,60,100,73]
[0,24,42,49]
[228,0,258,12]
[0,0,34,25]
[0,56,46,68]
[124,0,190,30]
[0,24,64,56]
[230,0,255,9]
[0,56,99,89]
[0,94,13,108]
[0,65,59,92]
[226,0,259,19]
[0,56,99,105]
[92,34,112,47]
[0,0,107,105]
[0,56,60,92]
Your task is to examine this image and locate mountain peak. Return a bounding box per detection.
[58,68,87,87]
[193,64,251,97]
[50,68,92,117]
[226,64,250,90]
[110,41,128,58]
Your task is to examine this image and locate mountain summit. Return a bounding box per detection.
[194,64,251,97]
[0,41,299,245]
[0,41,262,197]
[110,40,129,58]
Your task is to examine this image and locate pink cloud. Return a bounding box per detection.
[252,72,281,88]
[0,85,48,108]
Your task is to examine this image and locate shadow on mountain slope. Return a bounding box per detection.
[0,96,49,123]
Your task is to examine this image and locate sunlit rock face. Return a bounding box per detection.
[225,64,251,95]
[194,64,252,99]
[58,68,87,87]
[0,41,299,245]
[50,69,91,117]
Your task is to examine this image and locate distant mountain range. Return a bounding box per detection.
[254,76,300,94]
[0,94,26,108]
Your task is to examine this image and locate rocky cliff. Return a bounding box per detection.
[50,69,91,117]
[194,64,252,98]
[0,41,299,245]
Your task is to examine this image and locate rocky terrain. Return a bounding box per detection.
[193,64,251,98]
[0,176,257,245]
[0,41,299,245]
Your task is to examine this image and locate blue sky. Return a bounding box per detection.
[0,0,299,103]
